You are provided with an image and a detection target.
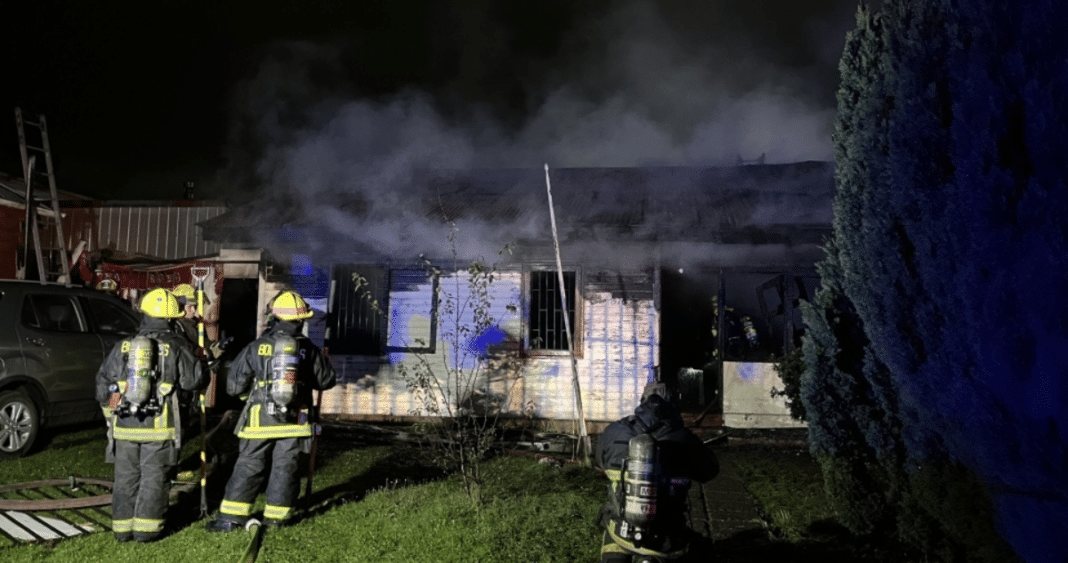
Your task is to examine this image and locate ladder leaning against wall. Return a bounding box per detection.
[14,107,70,284]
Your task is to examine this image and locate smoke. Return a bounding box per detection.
[222,0,848,267]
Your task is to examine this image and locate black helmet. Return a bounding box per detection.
[641,381,671,403]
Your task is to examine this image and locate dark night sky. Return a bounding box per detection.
[1,0,857,201]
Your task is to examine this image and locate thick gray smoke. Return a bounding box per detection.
[224,1,847,268]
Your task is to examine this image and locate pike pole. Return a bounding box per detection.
[304,388,323,510]
[191,265,212,517]
[304,324,329,510]
[543,164,592,466]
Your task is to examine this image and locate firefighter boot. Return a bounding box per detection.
[206,518,244,533]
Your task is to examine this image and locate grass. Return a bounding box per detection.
[727,445,837,541]
[0,420,605,562]
[0,422,919,562]
[721,444,925,562]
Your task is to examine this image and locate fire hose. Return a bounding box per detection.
[238,518,266,563]
[0,478,113,511]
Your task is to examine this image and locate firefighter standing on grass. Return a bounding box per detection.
[597,381,719,562]
[96,288,208,543]
[206,290,336,532]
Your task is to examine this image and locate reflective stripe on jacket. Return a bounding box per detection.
[227,320,337,441]
[96,319,207,445]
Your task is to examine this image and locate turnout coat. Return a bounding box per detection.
[95,316,207,458]
[596,394,719,557]
[227,320,337,442]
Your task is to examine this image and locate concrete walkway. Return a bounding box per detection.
[683,428,824,562]
[687,447,767,543]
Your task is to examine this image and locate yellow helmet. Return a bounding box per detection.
[172,283,195,300]
[96,278,119,293]
[140,288,184,319]
[270,290,313,320]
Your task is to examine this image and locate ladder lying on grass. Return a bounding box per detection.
[0,478,113,544]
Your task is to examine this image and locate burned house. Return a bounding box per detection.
[202,161,834,430]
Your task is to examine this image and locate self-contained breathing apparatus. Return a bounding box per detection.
[613,431,691,556]
[114,335,163,417]
[622,433,659,535]
[265,334,300,418]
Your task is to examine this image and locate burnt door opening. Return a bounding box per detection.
[215,278,259,412]
[659,269,718,413]
[218,278,259,351]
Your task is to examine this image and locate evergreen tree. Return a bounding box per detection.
[804,1,1067,560]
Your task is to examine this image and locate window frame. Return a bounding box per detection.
[524,265,582,357]
[22,293,88,333]
[82,296,140,336]
[327,264,389,356]
[383,267,439,354]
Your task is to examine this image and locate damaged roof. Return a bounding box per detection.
[202,161,836,249]
[0,171,94,208]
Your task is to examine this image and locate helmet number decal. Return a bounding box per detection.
[258,344,273,356]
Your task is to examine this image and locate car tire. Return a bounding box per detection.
[0,391,40,459]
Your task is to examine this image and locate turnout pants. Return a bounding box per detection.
[112,440,176,541]
[218,437,305,525]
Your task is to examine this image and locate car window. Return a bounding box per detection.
[21,294,88,333]
[86,297,140,335]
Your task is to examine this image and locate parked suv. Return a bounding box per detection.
[0,280,141,458]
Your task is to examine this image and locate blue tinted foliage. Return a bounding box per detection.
[806,0,1067,560]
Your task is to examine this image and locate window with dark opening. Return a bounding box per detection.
[528,270,577,352]
[328,265,387,355]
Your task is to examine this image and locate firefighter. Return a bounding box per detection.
[206,290,336,532]
[171,282,223,419]
[95,288,208,543]
[95,278,120,295]
[170,283,200,347]
[171,283,222,357]
[596,381,719,562]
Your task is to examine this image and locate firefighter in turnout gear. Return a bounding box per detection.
[596,382,719,562]
[170,283,201,348]
[95,288,208,543]
[207,290,336,532]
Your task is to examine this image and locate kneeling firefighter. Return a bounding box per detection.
[96,288,208,542]
[597,381,719,562]
[207,290,336,532]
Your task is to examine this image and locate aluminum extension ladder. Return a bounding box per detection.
[14,107,70,283]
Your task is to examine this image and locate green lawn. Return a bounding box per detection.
[0,423,890,562]
[0,424,605,562]
[727,445,837,541]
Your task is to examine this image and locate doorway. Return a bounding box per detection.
[659,269,718,413]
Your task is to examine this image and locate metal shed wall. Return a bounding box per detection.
[90,206,227,259]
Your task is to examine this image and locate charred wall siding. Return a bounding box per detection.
[319,267,657,424]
